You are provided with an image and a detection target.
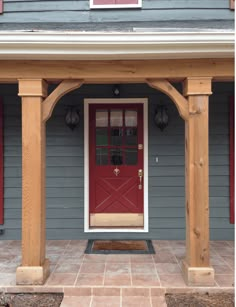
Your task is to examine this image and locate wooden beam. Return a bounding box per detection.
[182,77,214,286]
[18,79,48,97]
[147,79,189,120]
[16,79,49,285]
[43,79,83,122]
[183,77,212,96]
[0,58,234,82]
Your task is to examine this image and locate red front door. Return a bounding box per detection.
[89,103,144,227]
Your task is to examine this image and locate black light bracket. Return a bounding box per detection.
[112,84,120,97]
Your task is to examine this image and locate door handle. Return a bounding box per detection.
[138,169,143,190]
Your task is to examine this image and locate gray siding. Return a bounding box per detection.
[0,0,234,25]
[0,82,234,240]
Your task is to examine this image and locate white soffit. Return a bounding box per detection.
[0,31,234,60]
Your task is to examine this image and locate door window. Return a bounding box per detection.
[95,107,139,166]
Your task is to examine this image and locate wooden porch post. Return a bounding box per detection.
[16,79,50,285]
[182,77,215,286]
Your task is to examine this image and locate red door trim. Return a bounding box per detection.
[0,98,3,224]
[229,96,234,224]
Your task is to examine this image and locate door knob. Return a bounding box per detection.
[138,169,143,190]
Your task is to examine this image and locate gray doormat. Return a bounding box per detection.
[84,240,155,254]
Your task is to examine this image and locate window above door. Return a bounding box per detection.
[90,0,142,9]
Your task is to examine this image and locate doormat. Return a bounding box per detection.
[84,240,155,254]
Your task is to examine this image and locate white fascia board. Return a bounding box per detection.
[0,31,234,60]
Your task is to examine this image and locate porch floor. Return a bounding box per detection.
[0,240,234,306]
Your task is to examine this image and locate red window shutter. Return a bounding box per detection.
[0,0,3,14]
[0,98,3,225]
[230,0,235,10]
[116,0,139,3]
[230,96,234,224]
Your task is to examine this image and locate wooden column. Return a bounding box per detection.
[16,79,50,285]
[182,77,215,286]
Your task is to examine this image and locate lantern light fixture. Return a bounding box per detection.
[65,106,80,131]
[154,105,169,131]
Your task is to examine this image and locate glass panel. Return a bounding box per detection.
[96,148,108,165]
[125,148,138,165]
[125,110,137,127]
[110,148,123,165]
[96,110,108,127]
[96,128,108,146]
[125,128,137,145]
[111,128,123,146]
[110,110,123,127]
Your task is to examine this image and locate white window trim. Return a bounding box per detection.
[90,0,142,9]
[84,98,149,233]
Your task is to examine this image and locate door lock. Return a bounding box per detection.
[138,169,143,190]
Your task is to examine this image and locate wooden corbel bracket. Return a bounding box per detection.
[146,79,189,121]
[42,79,84,122]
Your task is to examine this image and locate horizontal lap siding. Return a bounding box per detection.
[0,83,234,240]
[0,0,234,23]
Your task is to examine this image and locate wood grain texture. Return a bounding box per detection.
[147,79,189,120]
[43,79,83,122]
[183,77,212,96]
[20,79,47,266]
[185,92,210,267]
[0,59,234,82]
[18,79,47,97]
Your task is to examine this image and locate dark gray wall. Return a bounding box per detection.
[0,0,234,27]
[0,82,234,240]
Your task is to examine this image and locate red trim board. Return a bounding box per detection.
[0,0,3,14]
[0,98,3,224]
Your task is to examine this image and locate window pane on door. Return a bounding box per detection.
[125,148,137,165]
[96,128,108,146]
[125,128,137,145]
[111,128,123,146]
[110,148,123,165]
[96,110,108,127]
[110,110,122,127]
[125,110,137,127]
[96,148,108,165]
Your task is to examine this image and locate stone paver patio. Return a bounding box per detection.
[0,240,234,306]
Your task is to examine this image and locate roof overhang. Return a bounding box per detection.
[0,31,234,60]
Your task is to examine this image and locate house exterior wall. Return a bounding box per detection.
[0,82,234,240]
[0,0,234,26]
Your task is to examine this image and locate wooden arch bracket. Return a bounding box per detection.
[42,79,84,122]
[146,79,189,121]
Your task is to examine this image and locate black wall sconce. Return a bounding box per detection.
[154,105,169,131]
[112,84,120,97]
[65,106,80,131]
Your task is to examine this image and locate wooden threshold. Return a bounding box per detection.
[90,213,144,227]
